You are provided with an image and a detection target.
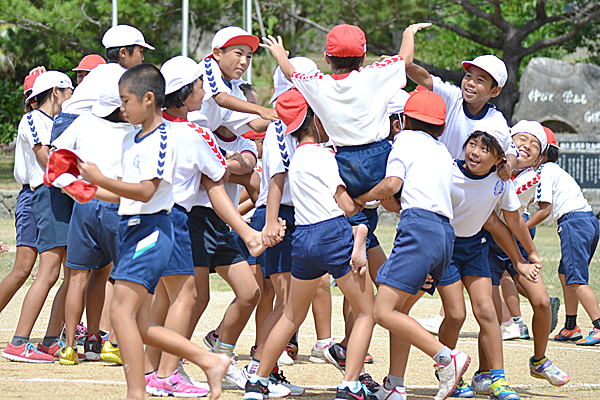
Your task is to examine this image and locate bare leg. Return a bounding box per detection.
[437,280,467,349]
[86,264,112,335]
[559,273,579,316]
[253,272,291,359]
[0,245,38,314]
[45,265,69,337]
[99,279,114,332]
[144,279,170,374]
[513,274,550,360]
[64,268,90,347]
[250,264,274,347]
[312,274,332,340]
[188,267,210,339]
[568,283,600,321]
[501,272,522,320]
[388,291,424,379]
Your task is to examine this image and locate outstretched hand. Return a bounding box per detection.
[404,22,432,36]
[260,107,280,121]
[260,36,288,62]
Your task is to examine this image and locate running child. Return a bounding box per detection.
[77,63,230,400]
[530,127,600,347]
[244,88,374,400]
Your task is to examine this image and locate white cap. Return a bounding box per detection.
[102,25,155,50]
[269,57,319,103]
[211,26,259,54]
[92,68,126,118]
[386,90,410,116]
[471,122,509,152]
[462,55,507,88]
[511,120,548,152]
[26,71,73,102]
[161,56,203,95]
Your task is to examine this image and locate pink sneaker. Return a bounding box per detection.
[38,342,85,361]
[2,342,55,363]
[147,370,209,397]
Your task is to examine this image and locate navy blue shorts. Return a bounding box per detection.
[346,207,380,250]
[15,185,38,247]
[114,212,173,294]
[335,139,391,198]
[66,199,120,270]
[291,216,352,280]
[486,214,536,286]
[162,205,194,277]
[31,185,74,253]
[261,205,295,277]
[246,205,266,266]
[50,111,79,143]
[557,211,599,286]
[376,208,455,295]
[187,206,246,271]
[440,230,491,286]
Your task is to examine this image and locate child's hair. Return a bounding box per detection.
[119,64,166,108]
[103,107,124,123]
[163,77,202,109]
[34,87,71,108]
[463,131,503,158]
[106,45,135,62]
[239,83,257,98]
[405,115,444,137]
[547,145,559,163]
[328,55,363,73]
[289,106,316,142]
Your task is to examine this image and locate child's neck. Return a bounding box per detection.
[165,107,187,120]
[139,112,164,138]
[464,100,488,116]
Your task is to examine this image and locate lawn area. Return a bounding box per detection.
[0,151,20,191]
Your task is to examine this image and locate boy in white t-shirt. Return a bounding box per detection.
[406,55,518,180]
[529,128,600,347]
[77,64,230,400]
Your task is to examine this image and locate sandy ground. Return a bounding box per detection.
[0,287,599,399]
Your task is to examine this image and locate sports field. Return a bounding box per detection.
[0,222,599,399]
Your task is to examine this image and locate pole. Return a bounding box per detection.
[246,0,252,83]
[112,0,118,27]
[182,0,189,56]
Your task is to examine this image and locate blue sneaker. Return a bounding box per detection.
[471,371,491,394]
[451,378,474,397]
[490,378,520,399]
[576,327,600,346]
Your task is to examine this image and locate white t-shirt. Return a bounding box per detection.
[14,113,35,185]
[162,115,228,212]
[16,110,54,189]
[214,131,257,206]
[289,143,346,225]
[53,114,134,180]
[118,123,176,215]
[255,120,296,208]
[450,160,521,237]
[385,130,453,219]
[535,162,591,223]
[431,76,517,159]
[62,63,126,115]
[187,57,258,135]
[291,56,406,147]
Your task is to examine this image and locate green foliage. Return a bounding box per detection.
[0,78,23,144]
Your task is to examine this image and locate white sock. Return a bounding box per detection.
[340,380,361,392]
[385,374,404,389]
[502,317,514,326]
[316,338,332,349]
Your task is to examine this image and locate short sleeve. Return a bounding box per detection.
[266,121,292,178]
[238,137,258,160]
[192,126,228,182]
[360,56,407,103]
[139,125,176,184]
[498,180,520,212]
[385,142,407,180]
[535,165,553,204]
[23,111,50,148]
[320,149,346,196]
[431,76,462,108]
[200,57,232,100]
[221,110,260,136]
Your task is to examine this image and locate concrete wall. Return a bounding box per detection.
[0,191,18,219]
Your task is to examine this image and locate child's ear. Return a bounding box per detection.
[489,85,502,99]
[213,48,222,62]
[119,47,128,60]
[392,119,402,134]
[324,52,331,65]
[144,91,155,106]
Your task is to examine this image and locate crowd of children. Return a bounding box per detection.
[0,19,598,400]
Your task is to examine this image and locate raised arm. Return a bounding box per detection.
[398,23,431,66]
[406,63,433,91]
[260,36,295,80]
[213,92,279,121]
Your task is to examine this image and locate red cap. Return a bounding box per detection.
[326,24,366,57]
[242,130,266,140]
[543,126,560,148]
[24,70,43,94]
[73,54,106,72]
[403,90,446,125]
[275,88,309,135]
[44,149,98,204]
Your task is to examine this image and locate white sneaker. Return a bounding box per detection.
[277,349,294,366]
[309,341,332,363]
[501,321,521,340]
[417,314,444,335]
[243,364,292,398]
[270,369,304,396]
[224,357,247,389]
[376,383,407,400]
[177,363,210,391]
[434,349,471,400]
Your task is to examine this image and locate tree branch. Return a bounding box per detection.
[414,59,464,83]
[430,20,503,49]
[452,0,510,30]
[284,11,330,33]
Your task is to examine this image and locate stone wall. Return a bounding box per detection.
[0,190,18,219]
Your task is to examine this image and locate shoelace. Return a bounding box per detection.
[26,342,44,354]
[360,374,380,391]
[271,370,290,384]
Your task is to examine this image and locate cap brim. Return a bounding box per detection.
[404,111,444,126]
[269,87,288,104]
[220,35,260,52]
[138,42,155,50]
[284,111,308,135]
[92,103,119,118]
[461,61,473,72]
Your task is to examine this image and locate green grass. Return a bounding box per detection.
[0,151,20,191]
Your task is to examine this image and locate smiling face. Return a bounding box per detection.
[464,134,503,175]
[513,132,542,169]
[213,44,253,82]
[461,66,502,113]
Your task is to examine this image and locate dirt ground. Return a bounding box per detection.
[1,287,599,400]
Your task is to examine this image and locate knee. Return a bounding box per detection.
[444,311,466,330]
[195,290,210,310]
[240,284,261,308]
[372,303,389,327]
[262,282,275,302]
[531,295,550,312]
[473,304,498,325]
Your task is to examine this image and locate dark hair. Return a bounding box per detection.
[405,116,444,137]
[119,64,165,108]
[103,107,124,123]
[163,77,201,109]
[490,78,498,89]
[289,106,316,142]
[327,55,363,73]
[34,87,70,108]
[463,131,503,158]
[547,145,559,163]
[239,83,257,98]
[105,45,136,62]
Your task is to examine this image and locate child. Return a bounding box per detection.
[72,54,106,85]
[355,90,466,400]
[51,69,133,365]
[244,88,374,400]
[77,63,230,400]
[530,127,600,347]
[1,71,74,363]
[189,26,278,135]
[406,55,518,180]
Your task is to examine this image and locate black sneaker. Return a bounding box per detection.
[335,385,367,400]
[359,373,380,395]
[244,379,268,400]
[84,333,102,361]
[324,343,346,373]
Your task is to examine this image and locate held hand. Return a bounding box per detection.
[422,274,434,290]
[259,36,288,61]
[381,196,402,213]
[77,160,103,185]
[515,261,540,283]
[379,55,392,62]
[528,251,542,268]
[497,159,511,181]
[404,22,432,36]
[262,221,283,247]
[260,107,280,122]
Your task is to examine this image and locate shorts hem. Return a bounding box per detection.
[66,261,108,271]
[376,279,420,295]
[37,242,67,254]
[113,276,154,294]
[16,241,37,248]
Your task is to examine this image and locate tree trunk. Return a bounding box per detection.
[491,47,522,124]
